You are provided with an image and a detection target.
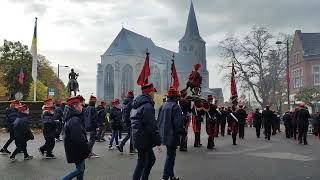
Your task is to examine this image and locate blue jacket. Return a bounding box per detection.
[96,106,106,125]
[13,113,34,143]
[63,108,91,163]
[157,98,183,147]
[131,94,160,150]
[5,107,18,130]
[109,107,122,130]
[122,97,134,128]
[42,112,57,138]
[53,106,64,122]
[84,105,98,131]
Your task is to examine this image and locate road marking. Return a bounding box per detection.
[247,152,314,161]
[207,143,272,155]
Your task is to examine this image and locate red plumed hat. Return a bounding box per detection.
[299,103,305,107]
[66,96,81,106]
[141,83,157,94]
[167,86,180,97]
[112,98,120,106]
[44,98,53,104]
[194,64,201,71]
[127,90,134,98]
[89,95,97,102]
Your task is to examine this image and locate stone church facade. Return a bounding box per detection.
[96,2,224,102]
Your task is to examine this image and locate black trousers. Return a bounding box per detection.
[255,127,261,138]
[239,124,245,139]
[11,140,28,158]
[265,124,272,140]
[298,125,308,144]
[285,125,292,138]
[96,124,106,141]
[179,131,188,150]
[3,129,15,150]
[56,121,63,139]
[220,122,226,136]
[232,132,237,145]
[40,137,55,155]
[133,148,156,180]
[293,125,297,139]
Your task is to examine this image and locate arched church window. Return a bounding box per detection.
[121,64,134,99]
[104,64,114,101]
[150,65,161,93]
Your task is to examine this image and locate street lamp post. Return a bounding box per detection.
[57,64,69,99]
[276,39,290,110]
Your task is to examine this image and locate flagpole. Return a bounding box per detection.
[34,79,37,102]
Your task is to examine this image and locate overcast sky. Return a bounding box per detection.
[1,0,319,100]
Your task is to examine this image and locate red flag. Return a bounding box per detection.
[171,59,179,90]
[137,52,151,86]
[18,67,24,86]
[230,62,238,107]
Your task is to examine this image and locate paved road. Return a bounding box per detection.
[0,126,319,180]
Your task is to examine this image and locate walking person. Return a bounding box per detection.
[292,107,299,140]
[131,83,161,180]
[220,107,228,137]
[158,87,183,180]
[0,100,20,155]
[9,104,34,161]
[236,105,247,139]
[118,90,136,154]
[84,95,99,158]
[283,111,293,138]
[96,101,107,142]
[109,98,122,150]
[296,103,311,145]
[253,108,262,138]
[53,100,64,142]
[262,105,274,141]
[39,105,58,159]
[178,89,191,152]
[229,106,239,145]
[62,96,91,180]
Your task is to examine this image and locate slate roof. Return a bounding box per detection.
[297,30,320,58]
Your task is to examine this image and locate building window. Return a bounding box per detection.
[121,64,134,99]
[104,64,114,101]
[150,65,161,93]
[313,65,320,86]
[293,68,303,88]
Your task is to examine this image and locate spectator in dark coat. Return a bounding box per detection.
[39,106,59,159]
[235,105,247,139]
[283,111,293,138]
[157,87,183,180]
[84,95,99,158]
[292,107,300,140]
[62,96,91,180]
[262,105,274,140]
[109,98,122,150]
[0,100,20,154]
[9,104,34,161]
[253,108,262,138]
[53,100,64,142]
[118,90,135,153]
[131,83,161,180]
[296,103,311,145]
[96,101,107,142]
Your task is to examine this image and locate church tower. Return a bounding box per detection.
[179,1,209,88]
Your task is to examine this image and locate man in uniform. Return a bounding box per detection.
[283,111,293,138]
[253,108,262,138]
[0,100,20,154]
[229,106,239,145]
[179,89,191,152]
[262,105,274,140]
[296,103,311,145]
[204,98,219,149]
[220,107,228,137]
[192,99,204,147]
[236,105,247,139]
[84,95,99,158]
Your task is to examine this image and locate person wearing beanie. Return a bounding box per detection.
[53,100,64,142]
[131,83,161,180]
[39,106,59,159]
[157,87,183,180]
[118,90,136,154]
[296,103,311,145]
[9,104,34,161]
[96,101,107,142]
[62,96,91,180]
[178,89,191,152]
[84,95,99,158]
[0,100,20,155]
[109,98,122,150]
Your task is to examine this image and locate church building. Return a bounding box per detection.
[96,1,224,103]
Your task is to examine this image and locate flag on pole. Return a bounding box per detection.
[31,18,38,81]
[18,67,25,86]
[230,62,238,107]
[137,51,151,86]
[170,55,179,90]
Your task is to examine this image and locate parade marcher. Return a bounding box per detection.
[62,96,91,180]
[226,107,232,135]
[292,107,299,140]
[220,107,228,137]
[84,95,99,158]
[229,106,239,145]
[118,90,135,153]
[178,89,191,152]
[9,104,34,161]
[96,101,107,142]
[158,87,183,180]
[0,100,20,155]
[205,98,219,149]
[53,100,64,142]
[283,111,293,138]
[131,83,161,180]
[236,105,247,139]
[296,103,311,145]
[192,98,205,147]
[108,98,122,150]
[39,105,58,159]
[185,64,202,95]
[262,105,274,141]
[253,108,262,138]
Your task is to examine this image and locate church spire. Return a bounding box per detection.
[180,1,204,42]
